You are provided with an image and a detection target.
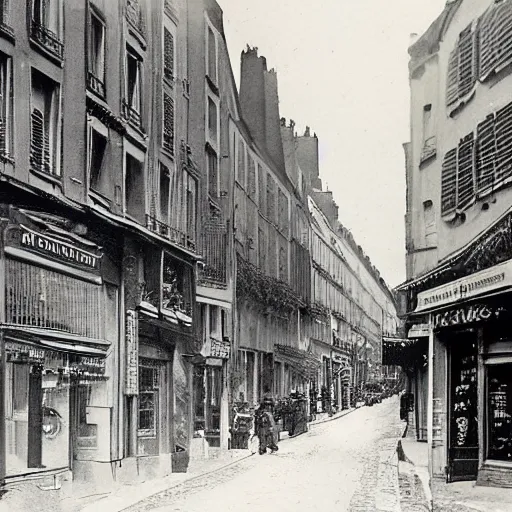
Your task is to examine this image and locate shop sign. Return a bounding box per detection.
[433,304,505,329]
[125,310,139,395]
[208,337,230,359]
[416,259,512,313]
[408,324,430,338]
[5,342,46,363]
[69,356,106,374]
[5,224,102,271]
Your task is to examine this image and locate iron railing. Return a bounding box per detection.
[87,72,105,98]
[145,214,196,252]
[122,99,143,131]
[31,20,64,60]
[199,220,227,286]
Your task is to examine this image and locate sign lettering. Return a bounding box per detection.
[125,310,139,395]
[416,259,512,313]
[18,225,100,270]
[434,304,505,329]
[209,337,230,359]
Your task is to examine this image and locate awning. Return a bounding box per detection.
[274,344,321,379]
[1,324,110,357]
[382,336,427,368]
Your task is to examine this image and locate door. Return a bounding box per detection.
[448,331,479,482]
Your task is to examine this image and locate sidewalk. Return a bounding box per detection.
[399,437,512,512]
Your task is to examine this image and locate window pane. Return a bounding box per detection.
[488,364,512,461]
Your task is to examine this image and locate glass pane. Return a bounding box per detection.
[488,364,512,461]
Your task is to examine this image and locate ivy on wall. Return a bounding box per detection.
[236,254,304,313]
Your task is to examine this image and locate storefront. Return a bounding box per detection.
[414,258,512,486]
[0,205,117,484]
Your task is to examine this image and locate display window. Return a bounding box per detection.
[487,363,512,462]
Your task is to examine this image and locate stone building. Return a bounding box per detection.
[398,0,512,488]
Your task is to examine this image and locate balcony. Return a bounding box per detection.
[87,72,105,99]
[198,220,227,287]
[31,21,64,61]
[146,214,196,252]
[122,99,143,132]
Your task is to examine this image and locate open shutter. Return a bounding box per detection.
[441,148,458,219]
[446,49,459,108]
[30,108,45,172]
[458,24,477,99]
[163,92,174,155]
[457,132,475,211]
[476,114,496,196]
[495,101,512,185]
[163,28,174,81]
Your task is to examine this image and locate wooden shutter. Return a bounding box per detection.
[237,139,245,187]
[30,108,45,172]
[446,49,459,108]
[163,92,174,155]
[494,1,512,74]
[258,163,265,211]
[458,24,476,99]
[163,28,174,82]
[479,7,499,81]
[248,157,256,198]
[457,132,475,210]
[441,148,458,218]
[476,114,496,195]
[495,101,512,184]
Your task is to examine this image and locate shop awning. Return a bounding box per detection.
[382,336,427,368]
[1,324,110,357]
[274,344,322,379]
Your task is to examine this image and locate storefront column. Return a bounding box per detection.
[427,314,434,481]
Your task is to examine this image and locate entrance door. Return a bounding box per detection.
[448,331,478,482]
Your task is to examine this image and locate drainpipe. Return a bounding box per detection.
[427,313,434,482]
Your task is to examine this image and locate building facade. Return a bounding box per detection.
[398,0,512,488]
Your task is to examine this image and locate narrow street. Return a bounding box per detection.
[123,396,403,512]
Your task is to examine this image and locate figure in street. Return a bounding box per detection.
[255,401,279,455]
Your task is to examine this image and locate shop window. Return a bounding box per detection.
[162,252,193,318]
[88,127,107,194]
[77,385,98,448]
[124,152,145,223]
[163,27,174,83]
[88,7,106,98]
[193,365,205,434]
[246,351,255,404]
[0,52,12,158]
[31,0,63,60]
[123,48,142,129]
[30,69,60,177]
[487,364,512,461]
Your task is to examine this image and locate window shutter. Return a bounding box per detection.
[457,132,475,210]
[446,49,459,108]
[237,139,245,187]
[266,174,275,224]
[248,157,256,198]
[163,92,174,155]
[441,148,457,218]
[258,164,265,211]
[476,114,496,195]
[458,25,477,99]
[495,101,512,184]
[479,7,499,82]
[493,2,512,75]
[164,29,174,82]
[30,108,45,172]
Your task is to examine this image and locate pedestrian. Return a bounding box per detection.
[255,401,279,455]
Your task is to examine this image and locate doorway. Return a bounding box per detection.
[447,330,478,482]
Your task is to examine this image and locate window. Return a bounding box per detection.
[248,157,256,199]
[31,0,63,59]
[279,245,287,281]
[237,139,246,187]
[278,189,289,235]
[209,306,218,337]
[138,363,159,438]
[266,174,276,223]
[124,48,142,129]
[423,200,435,236]
[159,163,170,224]
[258,164,265,211]
[0,52,12,158]
[258,227,266,271]
[163,92,174,155]
[88,9,106,98]
[0,0,11,28]
[163,27,174,82]
[207,24,217,84]
[207,96,218,147]
[30,69,60,177]
[125,152,145,222]
[207,148,218,198]
[185,170,197,244]
[88,128,107,192]
[421,104,436,162]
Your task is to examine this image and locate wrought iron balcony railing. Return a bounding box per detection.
[122,99,143,131]
[145,214,196,252]
[87,72,105,98]
[198,220,227,287]
[31,21,64,60]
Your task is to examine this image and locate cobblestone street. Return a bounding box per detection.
[120,396,403,512]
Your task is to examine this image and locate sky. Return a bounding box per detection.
[221,0,446,288]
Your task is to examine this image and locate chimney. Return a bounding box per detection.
[240,48,285,170]
[296,129,321,190]
[312,190,339,227]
